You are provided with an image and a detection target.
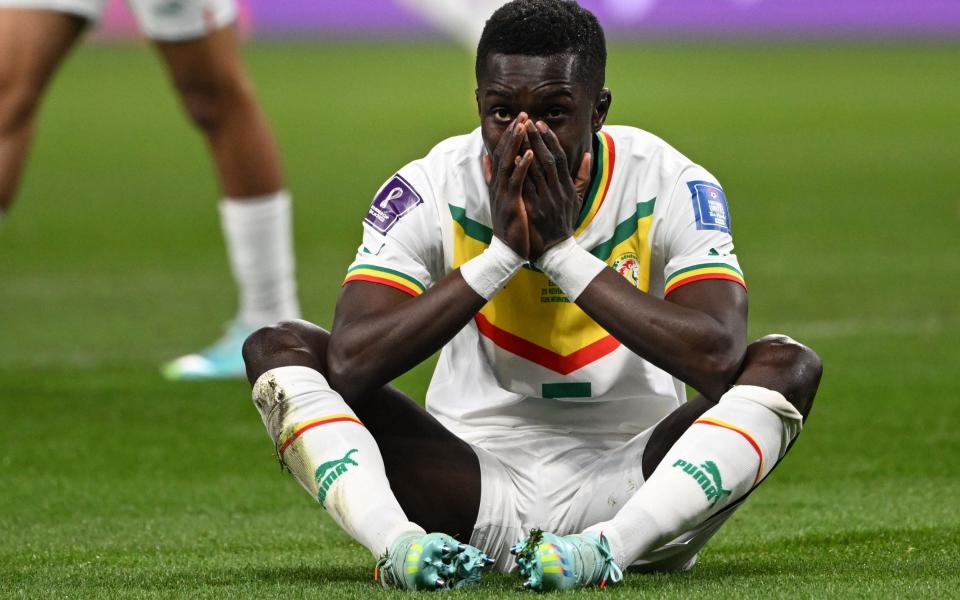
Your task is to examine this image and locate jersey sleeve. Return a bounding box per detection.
[659,166,746,297]
[342,164,444,297]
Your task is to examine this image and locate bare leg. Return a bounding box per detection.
[0,9,86,213]
[154,25,300,380]
[243,320,482,542]
[152,24,283,198]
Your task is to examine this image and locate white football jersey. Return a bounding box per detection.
[344,126,745,437]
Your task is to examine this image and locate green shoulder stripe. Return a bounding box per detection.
[589,198,656,261]
[449,205,493,244]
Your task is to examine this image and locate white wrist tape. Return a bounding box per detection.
[459,236,525,300]
[535,237,608,301]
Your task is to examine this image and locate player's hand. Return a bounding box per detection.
[521,120,591,261]
[483,113,535,258]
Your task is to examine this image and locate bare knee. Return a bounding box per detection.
[739,334,823,419]
[0,78,43,133]
[173,72,251,135]
[749,334,823,376]
[242,320,329,385]
[241,322,302,368]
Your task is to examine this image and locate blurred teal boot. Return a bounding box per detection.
[161,321,257,380]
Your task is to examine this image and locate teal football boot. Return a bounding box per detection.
[511,529,624,591]
[375,532,494,591]
[161,321,257,380]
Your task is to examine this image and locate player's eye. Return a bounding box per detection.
[491,107,513,123]
[545,107,568,120]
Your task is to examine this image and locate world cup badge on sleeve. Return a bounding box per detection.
[365,174,423,234]
[687,181,731,233]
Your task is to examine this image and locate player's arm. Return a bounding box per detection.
[522,121,746,400]
[330,276,483,401]
[328,118,535,401]
[577,272,746,401]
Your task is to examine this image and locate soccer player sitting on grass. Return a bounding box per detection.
[242,0,823,591]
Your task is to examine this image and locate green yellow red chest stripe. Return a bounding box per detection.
[342,130,746,376]
[453,132,656,374]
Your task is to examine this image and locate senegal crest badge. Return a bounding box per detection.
[613,252,640,287]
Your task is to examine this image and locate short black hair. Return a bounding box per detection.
[476,0,607,94]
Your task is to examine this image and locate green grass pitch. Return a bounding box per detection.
[1,41,958,598]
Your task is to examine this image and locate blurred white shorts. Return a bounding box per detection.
[463,425,741,573]
[0,0,236,41]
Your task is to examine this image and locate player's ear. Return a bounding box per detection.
[592,88,612,132]
[475,88,481,116]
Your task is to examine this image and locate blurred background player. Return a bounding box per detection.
[0,0,300,379]
[398,0,666,49]
[397,0,507,48]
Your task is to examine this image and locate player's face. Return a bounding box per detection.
[476,53,609,179]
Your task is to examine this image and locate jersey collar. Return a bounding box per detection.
[573,130,616,237]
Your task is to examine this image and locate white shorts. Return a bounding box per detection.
[0,0,236,41]
[462,424,741,573]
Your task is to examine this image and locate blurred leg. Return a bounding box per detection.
[0,9,86,214]
[152,24,283,198]
[154,24,301,379]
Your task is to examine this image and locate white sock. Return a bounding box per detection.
[219,190,300,327]
[584,385,803,568]
[252,366,424,556]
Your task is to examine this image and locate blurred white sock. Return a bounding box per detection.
[219,190,300,327]
[397,0,507,48]
[253,366,424,556]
